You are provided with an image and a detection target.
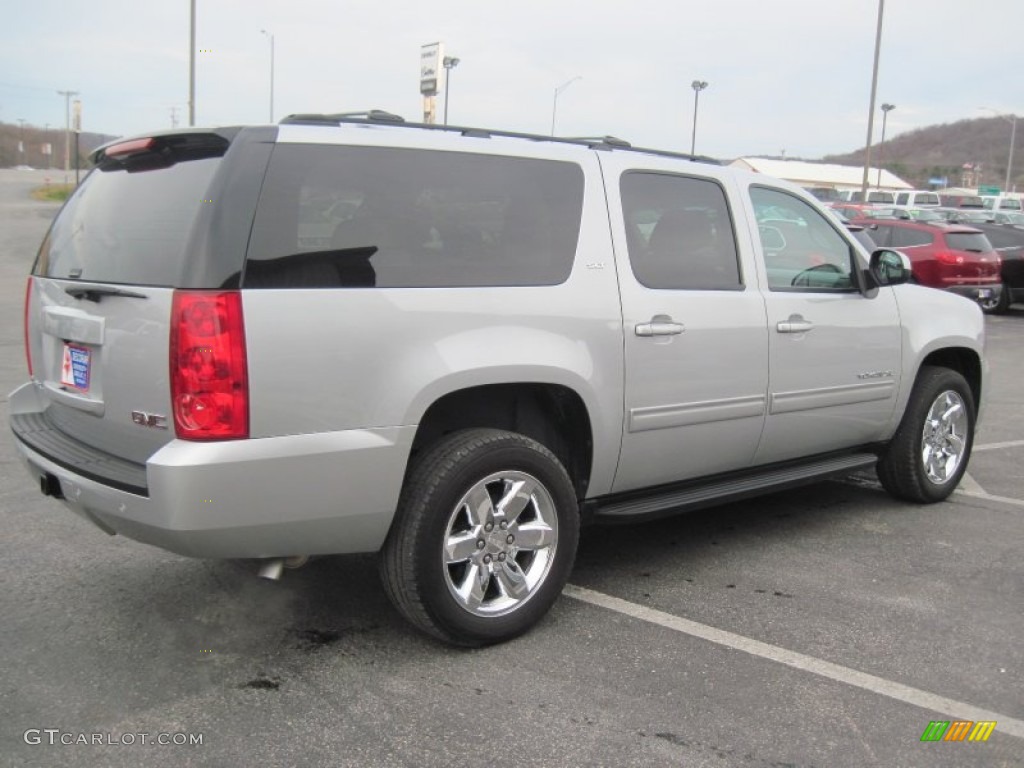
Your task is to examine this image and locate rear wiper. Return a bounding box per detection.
[64,286,149,302]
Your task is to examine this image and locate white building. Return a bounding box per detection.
[729,157,912,193]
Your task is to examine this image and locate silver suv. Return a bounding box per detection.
[10,113,986,645]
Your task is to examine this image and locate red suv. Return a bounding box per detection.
[852,218,1002,313]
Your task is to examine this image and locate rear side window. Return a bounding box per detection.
[946,233,994,252]
[35,155,222,286]
[244,145,584,288]
[913,193,939,206]
[892,228,933,247]
[619,172,741,290]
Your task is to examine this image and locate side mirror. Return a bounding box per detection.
[868,249,913,286]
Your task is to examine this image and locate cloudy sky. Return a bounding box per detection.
[2,0,1021,159]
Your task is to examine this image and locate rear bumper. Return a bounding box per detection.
[9,383,414,559]
[945,283,1001,302]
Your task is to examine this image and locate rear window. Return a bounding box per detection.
[913,193,939,206]
[243,144,585,288]
[946,233,994,253]
[34,142,225,286]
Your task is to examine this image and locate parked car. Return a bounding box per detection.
[991,211,1024,228]
[943,209,997,225]
[893,190,941,208]
[830,202,889,220]
[852,218,1002,313]
[981,195,1023,212]
[841,189,897,204]
[967,221,1024,312]
[9,113,987,645]
[939,194,985,209]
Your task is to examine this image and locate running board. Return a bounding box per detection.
[590,453,879,520]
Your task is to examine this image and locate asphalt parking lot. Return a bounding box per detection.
[0,168,1021,767]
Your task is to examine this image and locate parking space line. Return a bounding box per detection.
[955,489,1024,508]
[974,440,1024,452]
[563,584,1024,740]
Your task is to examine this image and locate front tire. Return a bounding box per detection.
[876,366,975,503]
[380,428,580,646]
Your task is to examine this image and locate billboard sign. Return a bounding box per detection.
[420,42,442,95]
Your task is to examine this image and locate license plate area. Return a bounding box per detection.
[60,344,92,392]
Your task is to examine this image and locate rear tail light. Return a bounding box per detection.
[23,277,33,377]
[935,251,963,265]
[170,291,249,440]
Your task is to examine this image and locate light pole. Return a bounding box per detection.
[979,107,1018,193]
[17,119,26,166]
[189,0,196,125]
[551,76,581,135]
[860,0,886,198]
[877,103,895,188]
[261,29,275,123]
[442,55,460,125]
[56,89,79,178]
[690,80,708,156]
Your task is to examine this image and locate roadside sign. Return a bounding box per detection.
[978,185,1001,195]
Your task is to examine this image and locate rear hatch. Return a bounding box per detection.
[17,128,271,491]
[943,231,1001,281]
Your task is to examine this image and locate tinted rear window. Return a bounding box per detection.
[35,154,222,286]
[946,233,994,252]
[244,144,585,288]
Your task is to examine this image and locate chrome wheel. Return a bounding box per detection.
[920,389,968,485]
[442,470,558,617]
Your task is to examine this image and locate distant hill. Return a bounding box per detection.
[822,116,1019,192]
[0,120,118,171]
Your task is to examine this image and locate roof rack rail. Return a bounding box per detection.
[278,111,719,165]
[280,109,405,125]
[567,135,632,148]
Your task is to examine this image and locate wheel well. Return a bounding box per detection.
[920,348,983,413]
[410,384,594,498]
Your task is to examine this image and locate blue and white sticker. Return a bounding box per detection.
[61,345,91,391]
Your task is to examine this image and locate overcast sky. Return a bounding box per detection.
[2,0,1021,160]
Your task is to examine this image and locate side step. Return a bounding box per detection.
[590,452,879,521]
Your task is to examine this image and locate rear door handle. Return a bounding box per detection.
[635,317,685,337]
[777,315,813,334]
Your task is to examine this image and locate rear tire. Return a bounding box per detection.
[991,282,1011,314]
[876,366,975,503]
[380,428,580,646]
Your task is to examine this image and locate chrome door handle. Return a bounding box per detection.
[635,319,685,337]
[777,315,813,333]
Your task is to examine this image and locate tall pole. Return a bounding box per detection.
[189,0,196,126]
[442,56,460,126]
[261,30,275,122]
[551,76,581,136]
[690,80,708,156]
[1008,116,1017,193]
[877,103,895,188]
[57,89,79,178]
[861,0,885,197]
[979,108,1019,193]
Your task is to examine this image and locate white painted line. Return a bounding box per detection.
[955,489,1024,509]
[957,472,987,495]
[973,439,1024,452]
[563,584,1024,740]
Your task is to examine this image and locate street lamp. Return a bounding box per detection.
[877,103,895,188]
[690,80,708,156]
[56,89,79,178]
[551,76,581,135]
[979,107,1018,193]
[860,0,886,198]
[442,55,460,125]
[260,29,275,123]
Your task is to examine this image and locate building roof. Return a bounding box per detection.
[730,157,912,191]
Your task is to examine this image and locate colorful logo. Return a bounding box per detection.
[920,720,996,742]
